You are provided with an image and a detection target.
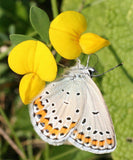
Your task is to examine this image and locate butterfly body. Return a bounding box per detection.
[29,63,116,154]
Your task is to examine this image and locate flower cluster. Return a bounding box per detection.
[8,10,110,104]
[49,11,109,59]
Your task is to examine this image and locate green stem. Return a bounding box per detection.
[50,0,61,62]
[27,136,33,160]
[50,148,78,160]
[0,107,28,160]
[55,53,62,63]
[51,0,58,18]
[44,143,49,160]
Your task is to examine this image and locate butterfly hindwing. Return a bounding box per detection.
[68,75,116,154]
[29,77,84,145]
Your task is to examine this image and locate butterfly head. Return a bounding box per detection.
[65,64,96,79]
[88,67,96,78]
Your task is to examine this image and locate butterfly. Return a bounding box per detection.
[29,58,116,154]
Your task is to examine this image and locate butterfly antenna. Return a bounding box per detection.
[76,58,81,68]
[86,54,99,68]
[92,63,123,77]
[85,55,90,68]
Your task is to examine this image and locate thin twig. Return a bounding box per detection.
[22,139,45,147]
[0,116,6,125]
[0,128,25,159]
[35,150,43,160]
[0,107,27,159]
[78,0,86,12]
[51,0,58,18]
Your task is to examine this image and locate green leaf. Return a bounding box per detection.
[72,150,97,160]
[14,105,33,137]
[30,6,50,44]
[105,1,133,160]
[50,145,78,160]
[62,0,133,159]
[10,34,35,45]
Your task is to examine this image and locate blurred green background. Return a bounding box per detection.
[0,0,133,160]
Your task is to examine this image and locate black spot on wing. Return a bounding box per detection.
[58,120,62,123]
[37,114,42,119]
[99,132,103,135]
[93,130,98,134]
[92,111,99,115]
[87,127,91,131]
[76,109,79,113]
[82,118,86,124]
[64,101,69,104]
[45,91,49,94]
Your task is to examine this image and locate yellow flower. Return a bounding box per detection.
[8,40,57,104]
[49,11,110,59]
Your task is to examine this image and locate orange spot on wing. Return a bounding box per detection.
[36,110,47,117]
[39,118,49,125]
[34,97,44,109]
[77,132,83,138]
[99,140,105,147]
[84,137,91,143]
[69,122,76,129]
[73,129,77,134]
[51,128,59,135]
[107,138,113,145]
[60,126,69,134]
[77,133,81,139]
[92,139,98,146]
[81,134,85,142]
[34,97,40,104]
[76,132,85,142]
[44,124,53,131]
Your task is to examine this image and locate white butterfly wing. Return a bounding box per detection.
[68,75,116,154]
[29,77,85,145]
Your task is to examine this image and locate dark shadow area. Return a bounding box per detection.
[109,45,133,83]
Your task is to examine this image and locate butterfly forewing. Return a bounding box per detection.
[29,77,84,145]
[68,75,116,154]
[29,63,116,154]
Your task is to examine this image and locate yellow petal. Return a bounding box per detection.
[8,40,57,81]
[8,40,36,74]
[49,11,87,59]
[79,33,110,54]
[49,30,81,59]
[19,73,45,104]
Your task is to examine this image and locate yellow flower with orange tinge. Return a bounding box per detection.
[49,11,110,59]
[8,10,110,105]
[8,40,57,104]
